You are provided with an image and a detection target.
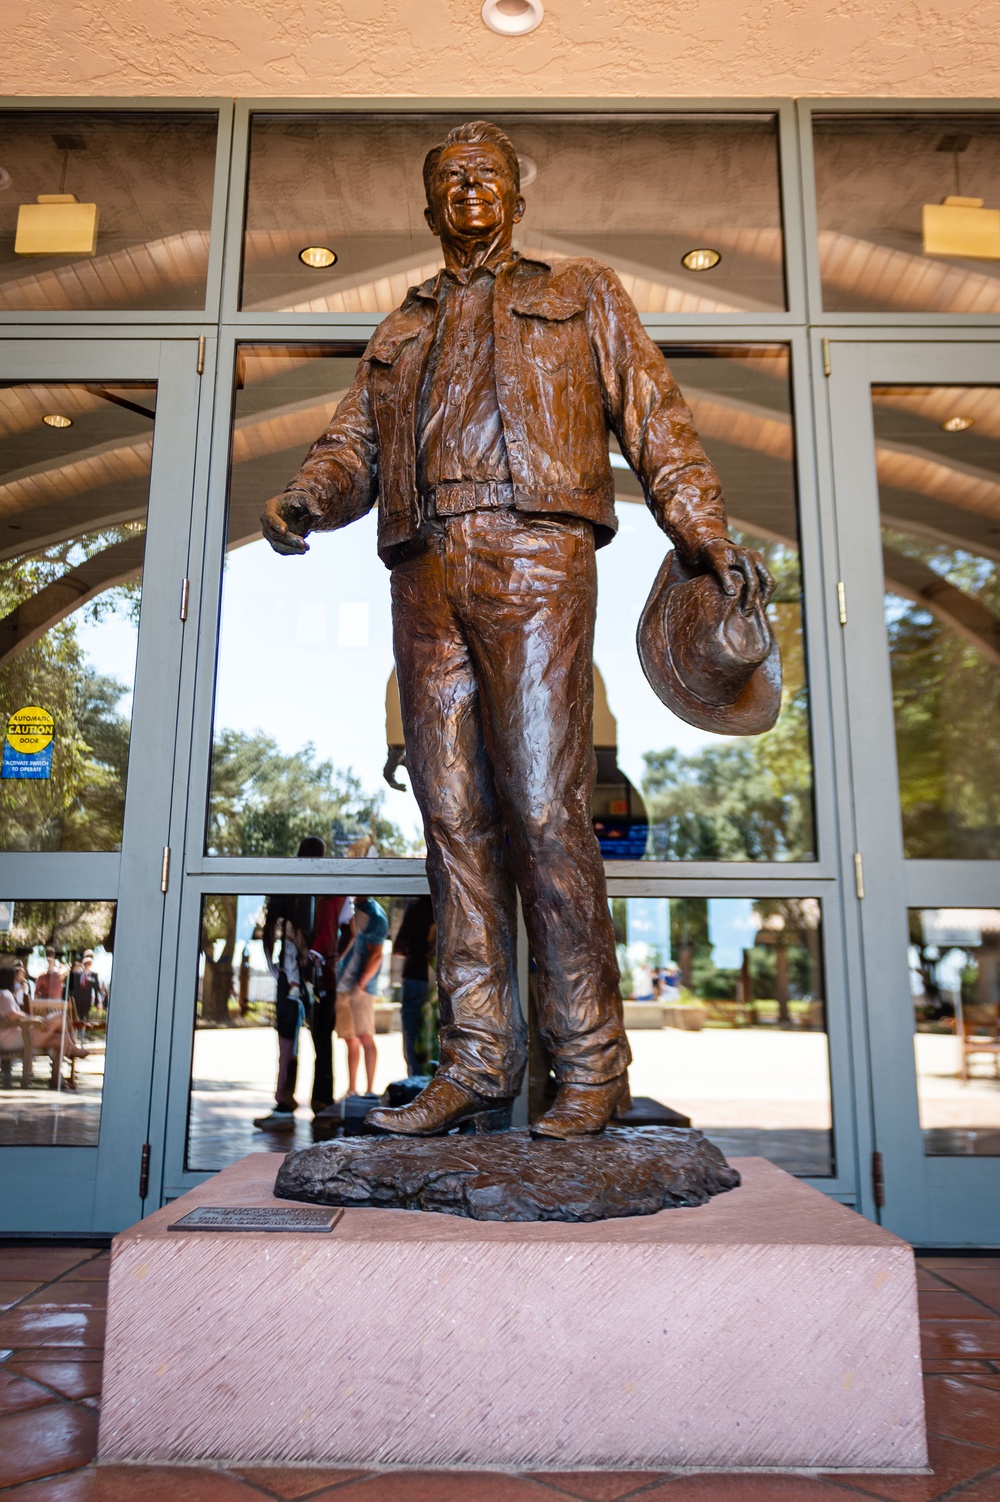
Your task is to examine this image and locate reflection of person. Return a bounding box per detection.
[253,835,325,1131]
[0,964,86,1069]
[33,948,65,1002]
[336,896,388,1096]
[393,895,436,1077]
[69,950,100,1024]
[308,893,352,1112]
[262,120,772,1139]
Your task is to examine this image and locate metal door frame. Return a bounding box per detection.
[822,334,1000,1247]
[0,333,209,1234]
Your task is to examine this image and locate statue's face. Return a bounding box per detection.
[425,142,525,243]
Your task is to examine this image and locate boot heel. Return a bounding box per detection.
[459,1102,513,1134]
[612,1083,633,1120]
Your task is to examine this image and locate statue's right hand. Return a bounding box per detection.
[261,493,314,556]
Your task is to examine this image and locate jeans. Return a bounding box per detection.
[390,510,629,1099]
[400,977,428,1077]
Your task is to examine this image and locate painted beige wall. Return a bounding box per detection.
[7,0,1000,99]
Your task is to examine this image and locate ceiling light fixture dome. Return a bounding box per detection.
[940,415,974,431]
[298,245,337,269]
[482,0,544,36]
[681,248,721,272]
[42,413,72,429]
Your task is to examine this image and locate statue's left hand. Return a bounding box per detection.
[698,538,775,612]
[261,492,315,556]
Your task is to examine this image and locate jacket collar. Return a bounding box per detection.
[406,249,552,307]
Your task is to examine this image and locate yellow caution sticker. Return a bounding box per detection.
[6,706,55,754]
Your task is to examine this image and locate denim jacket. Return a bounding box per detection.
[281,254,729,567]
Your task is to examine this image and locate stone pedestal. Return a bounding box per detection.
[99,1154,927,1473]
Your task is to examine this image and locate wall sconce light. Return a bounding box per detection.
[482,0,544,36]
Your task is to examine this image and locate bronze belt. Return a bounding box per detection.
[428,480,515,514]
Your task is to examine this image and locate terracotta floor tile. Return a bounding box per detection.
[920,1320,1000,1360]
[628,1478,847,1500]
[22,1281,108,1309]
[923,1375,1000,1447]
[921,1359,998,1375]
[0,1278,45,1308]
[307,1473,560,1501]
[821,1431,1000,1500]
[0,1401,98,1487]
[0,1251,96,1281]
[5,1346,103,1364]
[966,1373,1000,1393]
[918,1258,1000,1271]
[5,1464,280,1501]
[934,1273,1000,1314]
[0,1366,58,1415]
[918,1290,998,1321]
[64,1255,110,1280]
[937,1464,1000,1500]
[915,1271,950,1292]
[7,1357,103,1399]
[0,1306,106,1349]
[527,1473,670,1500]
[233,1467,372,1498]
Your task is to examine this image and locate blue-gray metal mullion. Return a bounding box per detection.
[179,327,241,878]
[201,101,236,326]
[794,101,827,327]
[221,102,254,323]
[776,99,808,323]
[905,862,1000,908]
[159,864,216,1195]
[807,329,880,1223]
[141,332,222,1217]
[0,853,120,900]
[826,339,929,1242]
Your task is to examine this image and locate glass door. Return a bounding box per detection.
[827,339,1000,1247]
[0,337,203,1234]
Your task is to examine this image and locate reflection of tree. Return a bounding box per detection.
[208,730,410,858]
[886,539,1000,858]
[2,900,115,958]
[640,545,813,862]
[201,732,411,1023]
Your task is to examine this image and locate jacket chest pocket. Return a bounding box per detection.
[511,293,585,373]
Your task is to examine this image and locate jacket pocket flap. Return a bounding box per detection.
[510,293,586,322]
[368,316,425,364]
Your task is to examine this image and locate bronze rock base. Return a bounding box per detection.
[273,1125,740,1222]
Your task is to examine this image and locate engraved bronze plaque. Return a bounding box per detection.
[169,1205,343,1232]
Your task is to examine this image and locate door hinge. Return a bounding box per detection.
[196,335,206,375]
[837,580,848,625]
[853,850,865,899]
[179,576,190,621]
[822,337,832,377]
[871,1149,885,1209]
[160,845,171,894]
[139,1142,151,1201]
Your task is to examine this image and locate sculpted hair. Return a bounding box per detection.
[422,121,520,203]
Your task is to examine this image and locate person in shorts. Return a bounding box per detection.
[336,894,388,1096]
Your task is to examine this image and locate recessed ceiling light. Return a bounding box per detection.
[42,413,72,428]
[298,246,337,269]
[482,0,544,36]
[940,415,974,432]
[681,248,721,272]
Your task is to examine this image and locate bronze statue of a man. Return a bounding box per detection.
[262,120,773,1139]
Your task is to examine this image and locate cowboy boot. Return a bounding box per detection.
[529,1074,632,1139]
[365,1074,515,1136]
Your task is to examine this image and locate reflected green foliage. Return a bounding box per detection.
[0,899,115,958]
[640,545,814,862]
[0,626,130,853]
[885,536,1000,858]
[207,729,411,858]
[0,535,139,853]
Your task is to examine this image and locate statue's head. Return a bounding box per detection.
[423,121,525,247]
